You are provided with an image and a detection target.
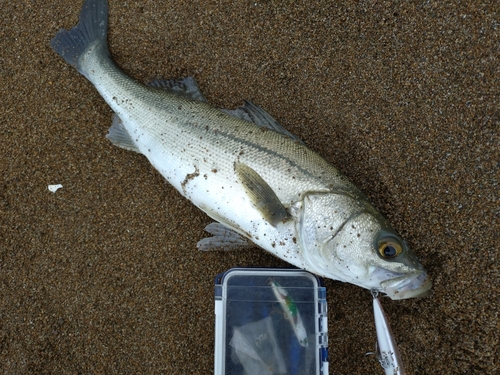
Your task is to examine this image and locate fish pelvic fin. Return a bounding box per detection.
[50,0,109,74]
[197,222,252,251]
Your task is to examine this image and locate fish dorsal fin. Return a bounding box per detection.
[106,114,141,153]
[222,101,305,145]
[197,222,252,251]
[234,162,289,226]
[148,77,304,144]
[148,76,207,102]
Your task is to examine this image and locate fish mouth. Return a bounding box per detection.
[378,271,432,300]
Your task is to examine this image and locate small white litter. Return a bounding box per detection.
[48,184,63,193]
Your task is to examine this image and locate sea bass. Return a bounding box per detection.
[51,0,431,299]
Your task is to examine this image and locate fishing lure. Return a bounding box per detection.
[372,291,405,375]
[270,280,308,347]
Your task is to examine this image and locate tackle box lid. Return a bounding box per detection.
[214,268,328,375]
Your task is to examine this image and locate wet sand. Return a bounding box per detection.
[1,0,498,373]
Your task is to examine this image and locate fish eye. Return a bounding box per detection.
[378,239,403,259]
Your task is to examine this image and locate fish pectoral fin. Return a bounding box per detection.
[234,162,290,227]
[148,76,207,102]
[222,100,305,145]
[106,114,141,153]
[197,222,252,251]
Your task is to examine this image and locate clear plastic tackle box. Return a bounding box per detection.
[214,268,328,375]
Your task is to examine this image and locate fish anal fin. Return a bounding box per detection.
[234,162,289,227]
[106,113,141,153]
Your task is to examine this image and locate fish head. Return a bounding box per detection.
[296,192,432,300]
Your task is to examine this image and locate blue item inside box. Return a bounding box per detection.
[214,268,328,375]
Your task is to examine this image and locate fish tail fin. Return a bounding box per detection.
[50,0,109,74]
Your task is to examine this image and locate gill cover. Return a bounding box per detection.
[296,192,367,279]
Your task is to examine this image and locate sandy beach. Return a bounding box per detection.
[1,0,498,373]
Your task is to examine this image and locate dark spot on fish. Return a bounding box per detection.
[181,166,200,194]
[203,174,207,180]
[272,242,276,248]
[292,237,297,243]
[178,105,182,110]
[212,169,217,173]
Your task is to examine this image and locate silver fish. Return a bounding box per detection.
[51,0,432,299]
